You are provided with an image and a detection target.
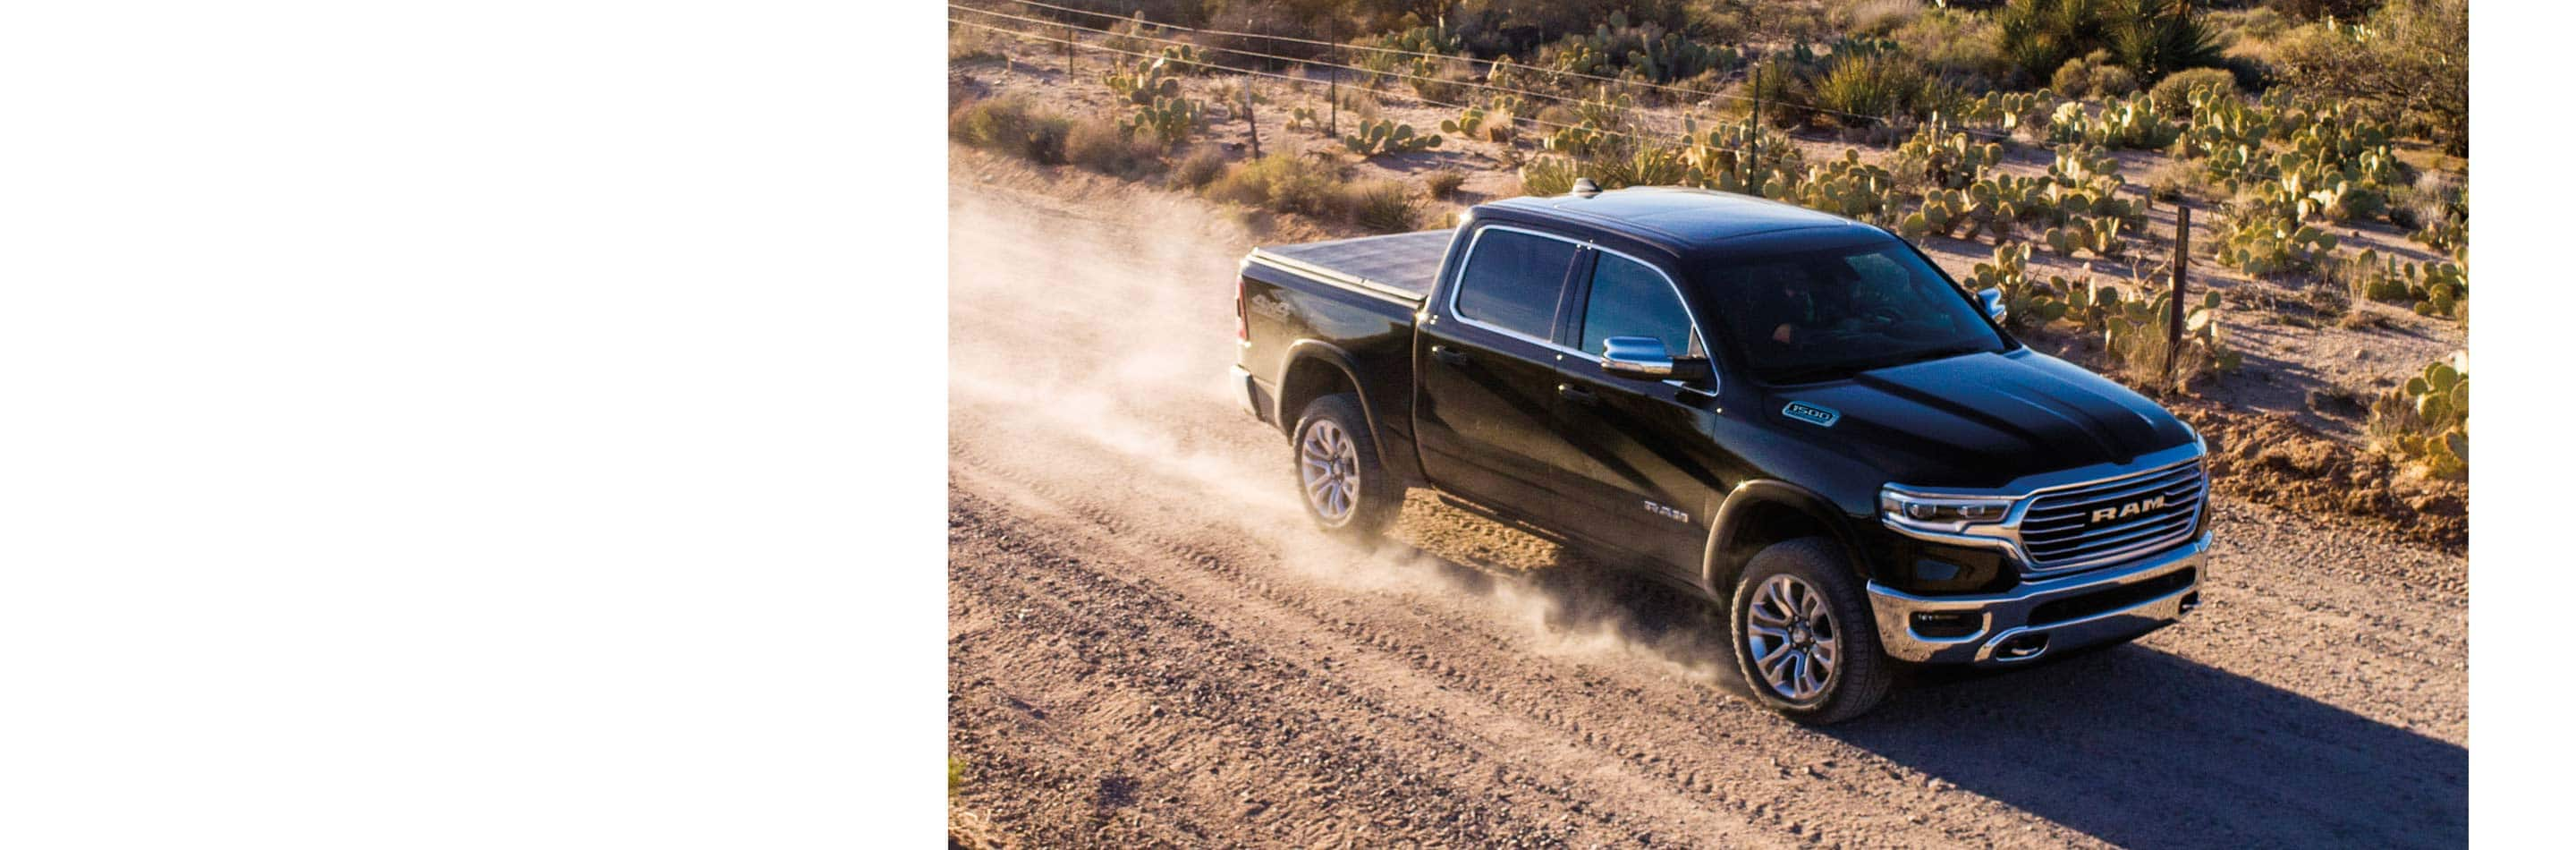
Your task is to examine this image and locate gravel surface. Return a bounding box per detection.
[946,150,2467,848]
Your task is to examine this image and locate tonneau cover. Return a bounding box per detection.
[1250,229,1452,303]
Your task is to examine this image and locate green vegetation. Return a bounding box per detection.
[2372,354,2469,480]
[1341,118,1442,157]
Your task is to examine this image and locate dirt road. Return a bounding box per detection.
[945,151,2468,848]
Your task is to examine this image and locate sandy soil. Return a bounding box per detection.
[945,150,2466,848]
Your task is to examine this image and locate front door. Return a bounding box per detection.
[1553,248,1733,576]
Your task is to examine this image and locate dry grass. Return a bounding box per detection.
[1349,181,1422,234]
[949,97,1070,166]
[1424,168,1467,200]
[1170,146,1229,190]
[1064,118,1163,178]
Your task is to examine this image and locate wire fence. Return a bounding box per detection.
[947,3,2368,245]
[946,0,2035,159]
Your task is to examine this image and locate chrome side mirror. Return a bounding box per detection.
[1600,336,1711,382]
[1978,286,2008,323]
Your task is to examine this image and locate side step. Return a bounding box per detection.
[1433,493,1573,544]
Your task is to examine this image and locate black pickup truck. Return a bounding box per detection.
[1229,184,2209,722]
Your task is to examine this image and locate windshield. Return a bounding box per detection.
[1700,239,2008,384]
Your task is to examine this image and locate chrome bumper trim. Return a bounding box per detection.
[1867,532,2207,665]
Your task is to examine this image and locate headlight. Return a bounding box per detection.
[1879,488,2013,530]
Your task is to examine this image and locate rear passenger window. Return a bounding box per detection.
[1580,253,1698,357]
[1453,229,1577,340]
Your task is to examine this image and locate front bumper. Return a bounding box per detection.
[1867,532,2207,665]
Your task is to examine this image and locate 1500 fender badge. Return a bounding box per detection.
[1782,401,1840,428]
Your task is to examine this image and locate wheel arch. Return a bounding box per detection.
[1701,480,1872,599]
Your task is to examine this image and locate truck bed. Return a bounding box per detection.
[1248,229,1451,305]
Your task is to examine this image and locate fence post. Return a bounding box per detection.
[1064,25,1074,77]
[1749,63,1763,190]
[2166,205,2190,384]
[1244,81,1260,158]
[1327,18,1339,136]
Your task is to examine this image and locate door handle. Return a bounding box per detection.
[1430,344,1470,367]
[1556,383,1598,405]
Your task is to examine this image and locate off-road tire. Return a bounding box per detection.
[1728,537,1894,724]
[1290,394,1400,541]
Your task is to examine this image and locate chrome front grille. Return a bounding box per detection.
[2017,461,2207,569]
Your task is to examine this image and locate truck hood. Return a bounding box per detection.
[1757,348,2195,489]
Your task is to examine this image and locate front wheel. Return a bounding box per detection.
[1727,538,1894,724]
[1290,394,1399,541]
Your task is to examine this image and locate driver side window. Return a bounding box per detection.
[1580,252,1699,357]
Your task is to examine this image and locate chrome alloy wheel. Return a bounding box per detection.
[1299,419,1361,525]
[1746,574,1839,701]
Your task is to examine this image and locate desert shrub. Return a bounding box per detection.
[1812,50,1928,125]
[2051,50,2137,98]
[947,25,1002,62]
[1999,0,2227,84]
[2150,66,2239,115]
[1065,118,1162,176]
[1830,0,1923,38]
[2267,0,2377,21]
[2269,0,2466,153]
[1744,56,1816,128]
[1205,153,1350,219]
[1424,168,1467,200]
[1889,8,2011,83]
[949,97,1071,166]
[2146,158,2207,202]
[1169,145,1228,189]
[1347,181,1423,233]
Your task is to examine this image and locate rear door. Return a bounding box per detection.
[1414,225,1584,522]
[1552,247,1737,575]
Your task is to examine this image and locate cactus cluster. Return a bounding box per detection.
[1961,89,2054,135]
[2212,209,2338,277]
[1775,149,1902,224]
[2347,250,2469,319]
[1676,116,1805,194]
[1892,122,2004,191]
[2048,95,2180,150]
[1626,30,1738,82]
[2042,217,2125,258]
[1119,95,1203,147]
[2376,354,2469,480]
[1342,118,1442,157]
[2096,288,2244,377]
[1440,106,1516,143]
[2174,84,2279,158]
[1529,13,1740,85]
[1103,57,1182,106]
[1285,106,1324,135]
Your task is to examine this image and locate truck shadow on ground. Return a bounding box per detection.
[1407,536,2466,850]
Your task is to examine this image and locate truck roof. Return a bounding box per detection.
[1479,186,1863,258]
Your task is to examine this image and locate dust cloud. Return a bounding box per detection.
[948,168,1741,693]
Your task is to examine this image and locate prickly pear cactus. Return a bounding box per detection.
[1343,118,1442,157]
[1440,106,1515,144]
[1119,95,1202,147]
[1103,57,1182,106]
[2377,354,2469,479]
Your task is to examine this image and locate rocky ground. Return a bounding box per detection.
[945,154,2467,848]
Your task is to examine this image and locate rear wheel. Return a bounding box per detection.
[1291,394,1398,541]
[1728,537,1893,724]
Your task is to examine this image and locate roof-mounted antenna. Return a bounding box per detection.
[1570,177,1601,198]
